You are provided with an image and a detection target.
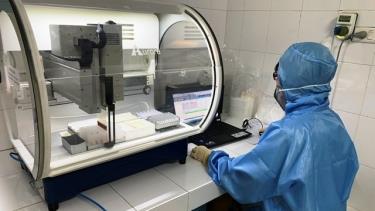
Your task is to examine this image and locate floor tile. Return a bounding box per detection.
[17,185,134,211]
[0,173,41,211]
[0,149,22,178]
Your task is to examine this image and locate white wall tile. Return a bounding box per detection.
[349,165,375,211]
[244,0,271,11]
[355,116,375,168]
[230,51,264,97]
[261,53,280,96]
[361,68,375,118]
[347,206,359,211]
[206,10,227,48]
[223,49,241,74]
[355,11,375,27]
[337,42,375,65]
[188,0,211,9]
[179,0,190,4]
[0,110,12,151]
[255,95,285,124]
[270,0,303,11]
[298,11,338,43]
[330,62,343,103]
[0,90,17,112]
[196,8,210,20]
[238,50,264,77]
[340,0,375,10]
[223,50,241,73]
[332,63,371,114]
[222,49,240,111]
[302,0,340,11]
[210,0,228,10]
[266,12,300,54]
[335,110,359,139]
[240,11,269,51]
[227,0,244,11]
[224,11,243,49]
[195,8,223,46]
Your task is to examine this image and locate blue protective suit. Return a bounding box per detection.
[208,42,359,211]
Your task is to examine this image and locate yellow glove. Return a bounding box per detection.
[190,146,212,166]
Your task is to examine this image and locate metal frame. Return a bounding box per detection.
[1,0,51,180]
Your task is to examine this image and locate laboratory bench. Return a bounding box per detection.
[5,135,258,211]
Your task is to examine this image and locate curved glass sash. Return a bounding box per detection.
[2,0,222,178]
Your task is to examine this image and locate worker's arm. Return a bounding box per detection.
[207,124,291,204]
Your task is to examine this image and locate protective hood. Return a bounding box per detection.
[278,42,337,114]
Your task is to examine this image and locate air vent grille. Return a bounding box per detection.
[122,24,135,41]
[106,33,121,45]
[184,25,204,40]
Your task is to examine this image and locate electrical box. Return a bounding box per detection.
[334,13,358,40]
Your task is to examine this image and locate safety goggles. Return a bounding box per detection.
[273,63,279,80]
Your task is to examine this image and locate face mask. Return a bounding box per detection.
[273,83,331,111]
[274,86,286,110]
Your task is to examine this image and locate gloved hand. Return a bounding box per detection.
[190,146,212,166]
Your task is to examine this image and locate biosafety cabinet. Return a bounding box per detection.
[0,0,223,209]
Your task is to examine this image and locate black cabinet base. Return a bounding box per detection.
[43,140,188,210]
[47,203,59,211]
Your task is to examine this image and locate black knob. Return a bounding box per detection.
[334,26,349,36]
[143,85,151,95]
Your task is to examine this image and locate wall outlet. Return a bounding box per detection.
[352,27,375,44]
[334,13,358,40]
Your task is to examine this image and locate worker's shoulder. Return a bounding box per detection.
[262,119,291,138]
[272,110,336,133]
[284,108,339,123]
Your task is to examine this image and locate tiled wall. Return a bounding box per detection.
[181,0,228,48]
[222,0,375,210]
